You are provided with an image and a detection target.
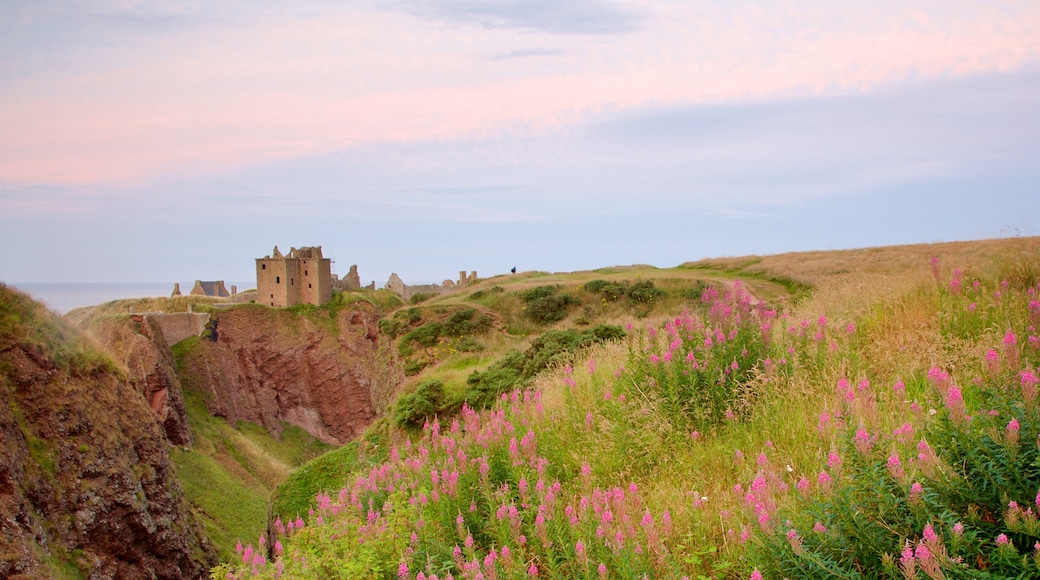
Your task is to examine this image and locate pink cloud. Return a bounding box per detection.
[1,2,1037,186]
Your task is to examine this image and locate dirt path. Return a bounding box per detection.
[722,279,765,306]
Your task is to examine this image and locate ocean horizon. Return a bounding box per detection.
[5,282,255,315]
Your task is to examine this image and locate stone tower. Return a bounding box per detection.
[256,246,333,307]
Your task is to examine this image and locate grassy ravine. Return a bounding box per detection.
[214,236,1040,579]
[120,289,405,560]
[169,337,334,561]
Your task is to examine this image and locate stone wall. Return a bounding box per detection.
[149,312,209,346]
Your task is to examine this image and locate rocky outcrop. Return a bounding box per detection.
[177,303,399,445]
[0,284,214,579]
[81,315,193,445]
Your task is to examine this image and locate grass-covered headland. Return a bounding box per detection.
[215,239,1040,579]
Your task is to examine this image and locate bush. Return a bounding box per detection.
[394,380,446,428]
[526,294,580,324]
[377,318,403,339]
[400,322,442,351]
[394,307,423,325]
[583,279,611,293]
[627,280,666,304]
[453,336,485,353]
[441,309,493,337]
[521,285,560,302]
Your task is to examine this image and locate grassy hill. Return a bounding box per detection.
[213,236,1040,578]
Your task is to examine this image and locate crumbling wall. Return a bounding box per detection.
[149,312,209,346]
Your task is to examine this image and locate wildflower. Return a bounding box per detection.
[528,564,538,577]
[575,540,587,564]
[1008,418,1021,446]
[813,521,827,533]
[910,482,924,503]
[923,524,938,544]
[893,380,906,397]
[945,385,966,424]
[888,453,905,480]
[750,570,763,580]
[953,522,964,535]
[900,543,916,576]
[996,534,1011,547]
[398,562,409,579]
[1021,370,1038,408]
[786,528,803,555]
[853,429,872,454]
[797,477,810,496]
[827,450,841,471]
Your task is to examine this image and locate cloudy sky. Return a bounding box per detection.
[2,1,1039,285]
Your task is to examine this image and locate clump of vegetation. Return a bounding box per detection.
[397,308,493,355]
[622,285,773,431]
[583,279,667,304]
[464,325,625,410]
[394,379,446,428]
[521,285,581,324]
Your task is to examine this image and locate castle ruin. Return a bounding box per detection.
[256,246,332,307]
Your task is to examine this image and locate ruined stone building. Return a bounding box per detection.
[256,246,332,307]
[190,280,230,298]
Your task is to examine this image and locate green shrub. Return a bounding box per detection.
[627,280,666,304]
[526,294,580,324]
[400,322,442,350]
[403,359,430,376]
[377,318,403,339]
[441,309,493,337]
[394,380,446,428]
[521,285,559,302]
[394,307,423,325]
[453,336,485,352]
[583,279,611,293]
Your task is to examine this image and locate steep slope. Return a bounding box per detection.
[0,284,215,579]
[175,303,400,445]
[79,314,192,445]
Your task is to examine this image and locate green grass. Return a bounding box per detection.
[270,423,391,521]
[170,447,268,558]
[170,338,334,560]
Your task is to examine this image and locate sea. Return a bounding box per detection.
[7,282,254,315]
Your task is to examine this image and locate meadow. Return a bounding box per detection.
[211,238,1040,579]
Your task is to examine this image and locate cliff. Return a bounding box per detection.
[175,303,399,445]
[80,315,193,446]
[0,284,214,579]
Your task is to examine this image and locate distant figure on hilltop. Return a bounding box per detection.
[511,267,516,274]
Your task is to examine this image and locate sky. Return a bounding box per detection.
[2,0,1039,286]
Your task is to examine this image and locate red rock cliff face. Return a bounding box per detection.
[0,286,214,579]
[82,315,193,446]
[179,304,399,444]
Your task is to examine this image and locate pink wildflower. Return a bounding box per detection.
[996,533,1011,547]
[910,482,924,502]
[887,453,904,479]
[854,429,872,455]
[750,570,763,580]
[1008,418,1021,446]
